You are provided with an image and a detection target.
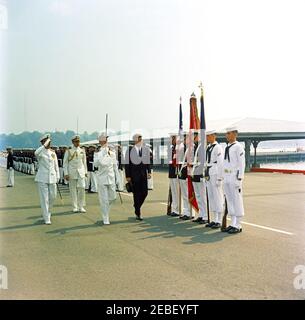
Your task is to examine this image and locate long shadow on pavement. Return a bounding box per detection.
[0,219,46,231]
[132,215,231,245]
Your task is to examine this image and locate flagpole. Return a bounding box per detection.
[199,82,210,223]
[178,96,182,217]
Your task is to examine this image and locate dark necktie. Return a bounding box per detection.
[206,144,216,163]
[224,143,236,162]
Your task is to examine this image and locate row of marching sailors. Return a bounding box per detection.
[12,152,36,175]
[167,126,245,235]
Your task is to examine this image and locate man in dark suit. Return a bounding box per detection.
[125,134,151,221]
[6,146,14,187]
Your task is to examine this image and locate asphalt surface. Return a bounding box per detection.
[0,168,305,299]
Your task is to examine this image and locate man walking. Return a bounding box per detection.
[63,135,88,213]
[94,133,119,225]
[34,134,59,225]
[125,133,151,221]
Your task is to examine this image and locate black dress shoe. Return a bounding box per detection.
[179,215,186,219]
[136,216,143,221]
[222,225,234,232]
[205,221,216,227]
[192,217,203,223]
[199,219,209,224]
[170,212,180,217]
[211,222,221,229]
[228,227,242,234]
[182,215,191,220]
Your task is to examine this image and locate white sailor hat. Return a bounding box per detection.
[40,133,51,142]
[225,126,238,133]
[6,146,13,150]
[98,132,108,141]
[132,133,143,140]
[71,135,80,141]
[89,144,97,148]
[206,130,217,135]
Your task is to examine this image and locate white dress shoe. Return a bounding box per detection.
[80,208,86,213]
[103,221,110,225]
[45,221,52,225]
[73,208,79,213]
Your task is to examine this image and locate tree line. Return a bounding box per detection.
[0,130,101,150]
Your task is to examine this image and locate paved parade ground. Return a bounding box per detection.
[0,168,305,300]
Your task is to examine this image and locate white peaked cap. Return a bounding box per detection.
[98,132,108,141]
[132,133,142,140]
[71,135,80,141]
[225,126,238,133]
[40,133,51,142]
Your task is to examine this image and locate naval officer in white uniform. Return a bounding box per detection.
[222,126,245,234]
[205,130,224,229]
[34,134,59,225]
[63,135,88,213]
[94,133,119,225]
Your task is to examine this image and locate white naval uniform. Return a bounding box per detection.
[206,142,224,224]
[178,143,192,217]
[93,146,119,224]
[7,168,14,186]
[34,146,59,224]
[191,143,208,219]
[63,146,88,211]
[223,141,245,229]
[7,158,14,187]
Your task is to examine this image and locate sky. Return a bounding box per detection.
[1,0,305,134]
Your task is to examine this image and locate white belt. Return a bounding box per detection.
[224,169,236,174]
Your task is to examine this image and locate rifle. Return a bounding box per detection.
[221,197,228,231]
[166,184,172,215]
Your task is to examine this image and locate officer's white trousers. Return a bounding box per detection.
[69,178,86,210]
[37,182,57,223]
[178,179,191,217]
[169,178,179,214]
[148,169,154,190]
[223,173,244,221]
[7,168,14,187]
[206,175,224,223]
[97,183,116,224]
[117,169,124,192]
[192,180,208,219]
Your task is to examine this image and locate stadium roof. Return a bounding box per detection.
[81,117,305,145]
